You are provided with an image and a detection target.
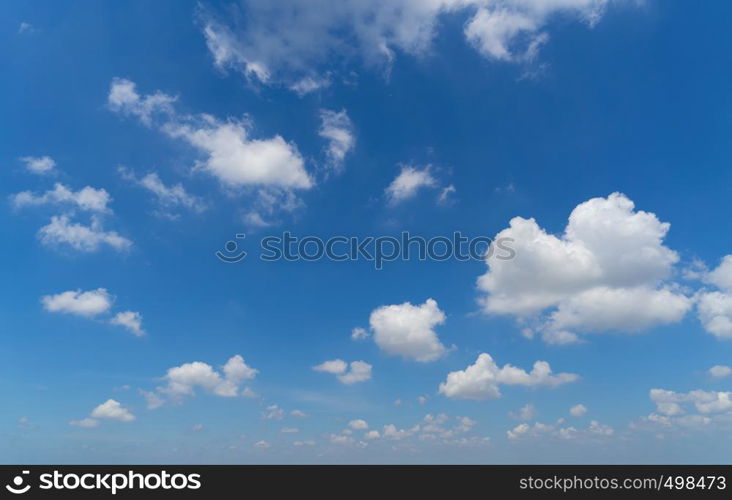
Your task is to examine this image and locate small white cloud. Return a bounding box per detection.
[351,327,369,341]
[19,155,55,174]
[90,399,135,422]
[12,183,111,213]
[38,215,132,253]
[319,109,355,170]
[253,440,271,449]
[313,359,372,384]
[709,365,732,379]
[348,419,369,430]
[369,298,447,362]
[69,418,99,428]
[149,355,258,406]
[263,404,285,420]
[192,423,204,431]
[110,311,145,337]
[290,410,308,418]
[439,353,578,400]
[18,22,34,35]
[510,403,537,421]
[281,427,299,433]
[385,165,437,205]
[42,288,113,317]
[570,404,588,417]
[119,168,206,217]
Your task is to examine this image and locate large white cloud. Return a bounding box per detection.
[439,353,578,400]
[477,193,692,343]
[369,298,448,362]
[199,0,617,88]
[108,78,312,191]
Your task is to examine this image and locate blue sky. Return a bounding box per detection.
[2,0,732,464]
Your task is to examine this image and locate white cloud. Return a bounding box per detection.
[477,193,692,342]
[709,365,732,379]
[293,439,316,446]
[150,355,258,405]
[650,389,732,416]
[510,403,537,421]
[12,183,111,213]
[349,419,369,430]
[351,327,369,340]
[313,359,372,384]
[19,155,55,174]
[198,0,617,88]
[696,256,732,339]
[110,311,145,337]
[263,405,285,420]
[290,75,331,96]
[90,399,135,422]
[69,418,99,428]
[18,22,33,35]
[108,78,312,191]
[369,298,447,362]
[319,109,355,170]
[38,215,132,253]
[119,168,205,217]
[439,353,578,400]
[253,440,271,449]
[385,165,437,205]
[570,404,588,417]
[507,419,613,441]
[41,288,113,317]
[291,410,308,418]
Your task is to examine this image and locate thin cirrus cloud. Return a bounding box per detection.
[438,353,578,400]
[312,359,372,384]
[198,0,617,89]
[41,288,146,337]
[477,193,693,344]
[118,167,206,218]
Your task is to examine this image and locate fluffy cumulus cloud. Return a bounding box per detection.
[38,215,132,253]
[19,155,56,174]
[507,419,613,441]
[363,414,490,447]
[477,193,693,343]
[438,353,578,400]
[198,0,617,88]
[319,109,355,171]
[695,256,732,339]
[637,388,732,431]
[385,165,438,206]
[90,399,136,422]
[369,298,448,362]
[146,355,258,406]
[570,404,588,417]
[313,359,372,384]
[110,311,145,337]
[11,183,111,213]
[108,78,311,191]
[42,288,113,317]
